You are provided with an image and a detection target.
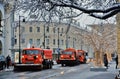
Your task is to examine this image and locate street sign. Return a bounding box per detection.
[57,48,60,54]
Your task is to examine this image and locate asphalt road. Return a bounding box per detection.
[0,62,117,79]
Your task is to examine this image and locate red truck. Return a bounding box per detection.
[14,46,53,71]
[59,48,80,66]
[77,50,86,64]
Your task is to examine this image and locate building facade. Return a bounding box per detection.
[0,1,93,61]
[0,1,15,59]
[13,21,93,59]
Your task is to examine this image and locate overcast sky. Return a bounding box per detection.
[75,13,116,27]
[15,10,116,28]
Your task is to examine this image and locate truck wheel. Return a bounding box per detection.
[46,65,49,69]
[48,64,50,69]
[61,63,64,67]
[50,64,52,69]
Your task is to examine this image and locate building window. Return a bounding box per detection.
[61,28,64,33]
[46,27,49,32]
[29,39,33,45]
[53,39,55,45]
[15,39,17,44]
[53,28,56,33]
[36,39,40,46]
[37,27,40,32]
[46,39,49,45]
[29,27,32,32]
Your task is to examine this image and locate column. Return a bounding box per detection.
[116,0,120,68]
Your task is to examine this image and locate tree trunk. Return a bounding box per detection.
[94,51,104,67]
[106,52,112,62]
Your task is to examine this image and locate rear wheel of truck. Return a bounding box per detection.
[49,64,52,69]
[61,63,65,67]
[61,64,63,67]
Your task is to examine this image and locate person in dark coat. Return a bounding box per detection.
[115,55,118,69]
[104,54,108,68]
[6,55,11,69]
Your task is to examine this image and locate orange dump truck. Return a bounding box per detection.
[59,48,80,66]
[14,47,53,71]
[77,50,86,64]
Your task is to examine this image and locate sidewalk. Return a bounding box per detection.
[0,66,13,72]
[86,61,118,79]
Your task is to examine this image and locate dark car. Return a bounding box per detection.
[0,55,6,70]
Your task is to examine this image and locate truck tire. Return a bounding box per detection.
[49,64,52,69]
[61,63,64,67]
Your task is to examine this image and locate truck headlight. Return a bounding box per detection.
[22,56,24,58]
[36,56,38,58]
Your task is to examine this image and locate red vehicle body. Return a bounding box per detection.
[14,47,53,71]
[59,48,86,66]
[59,48,79,66]
[77,50,86,63]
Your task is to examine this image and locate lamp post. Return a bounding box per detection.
[43,25,45,49]
[57,28,60,59]
[66,34,68,48]
[57,27,63,59]
[58,28,60,49]
[18,16,25,64]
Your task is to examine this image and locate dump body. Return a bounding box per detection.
[77,50,86,63]
[43,49,52,60]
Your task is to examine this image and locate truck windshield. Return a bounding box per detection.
[62,51,72,54]
[22,50,40,55]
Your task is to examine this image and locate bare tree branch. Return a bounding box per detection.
[14,0,119,20]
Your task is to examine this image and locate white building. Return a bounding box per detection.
[0,1,15,59]
[12,21,94,60]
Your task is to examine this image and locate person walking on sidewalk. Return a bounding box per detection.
[104,53,108,68]
[115,55,118,69]
[6,55,11,69]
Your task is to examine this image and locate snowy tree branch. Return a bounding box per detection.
[14,0,120,19]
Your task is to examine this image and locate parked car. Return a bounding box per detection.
[0,55,6,70]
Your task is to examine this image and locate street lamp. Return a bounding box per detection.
[58,28,60,49]
[18,15,25,64]
[43,25,46,49]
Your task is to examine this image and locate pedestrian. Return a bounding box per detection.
[115,55,118,69]
[6,55,11,69]
[103,53,108,68]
